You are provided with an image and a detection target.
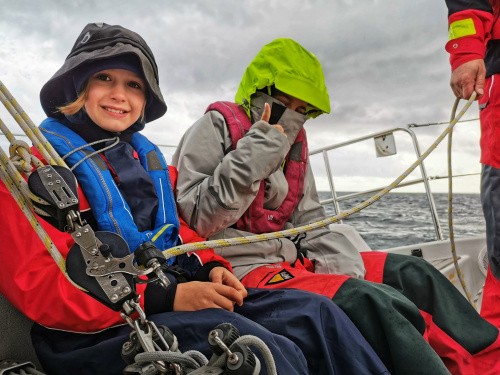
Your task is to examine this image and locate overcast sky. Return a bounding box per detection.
[0,0,482,194]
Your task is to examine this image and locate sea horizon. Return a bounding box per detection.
[319,191,485,250]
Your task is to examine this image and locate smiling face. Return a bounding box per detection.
[84,69,146,133]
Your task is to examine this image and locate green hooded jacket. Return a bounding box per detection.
[235,38,331,119]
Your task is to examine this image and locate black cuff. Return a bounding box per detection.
[144,276,177,315]
[193,261,226,281]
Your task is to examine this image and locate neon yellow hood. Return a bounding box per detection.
[235,38,331,119]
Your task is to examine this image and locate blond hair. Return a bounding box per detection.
[57,81,146,122]
[58,85,89,116]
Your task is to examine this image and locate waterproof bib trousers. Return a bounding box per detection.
[242,252,500,375]
[32,289,389,375]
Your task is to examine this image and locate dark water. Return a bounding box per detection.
[320,192,486,250]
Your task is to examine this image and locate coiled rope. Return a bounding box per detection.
[134,334,277,375]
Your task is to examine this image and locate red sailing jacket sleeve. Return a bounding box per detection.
[445,0,496,70]
[0,179,146,333]
[0,164,230,333]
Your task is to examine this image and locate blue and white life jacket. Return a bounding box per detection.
[40,117,180,255]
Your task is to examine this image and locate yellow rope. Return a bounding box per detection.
[446,98,474,305]
[0,81,67,168]
[0,147,66,271]
[0,82,83,289]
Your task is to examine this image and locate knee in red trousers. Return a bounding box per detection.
[481,267,500,329]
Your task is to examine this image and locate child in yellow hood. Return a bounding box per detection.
[173,37,500,375]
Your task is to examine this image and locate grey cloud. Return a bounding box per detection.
[0,0,481,192]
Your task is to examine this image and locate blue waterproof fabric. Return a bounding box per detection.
[482,164,500,279]
[32,289,389,375]
[39,118,179,253]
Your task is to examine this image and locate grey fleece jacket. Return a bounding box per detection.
[172,107,366,280]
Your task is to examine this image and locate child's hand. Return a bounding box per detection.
[174,281,245,312]
[209,267,248,305]
[261,102,285,135]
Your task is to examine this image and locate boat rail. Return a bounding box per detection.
[1,120,478,244]
[308,120,478,242]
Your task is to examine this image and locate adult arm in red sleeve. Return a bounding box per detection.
[446,6,494,70]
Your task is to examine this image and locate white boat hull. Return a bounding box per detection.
[379,236,487,311]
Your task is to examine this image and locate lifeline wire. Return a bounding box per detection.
[162,94,477,261]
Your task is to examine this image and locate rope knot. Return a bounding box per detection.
[9,139,41,174]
